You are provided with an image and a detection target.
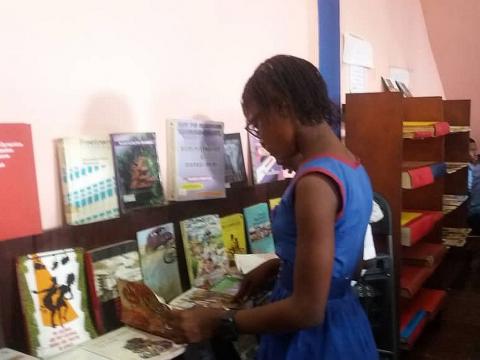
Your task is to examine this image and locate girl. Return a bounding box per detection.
[166,55,378,359]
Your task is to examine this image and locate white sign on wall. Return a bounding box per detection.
[343,33,374,68]
[349,65,367,93]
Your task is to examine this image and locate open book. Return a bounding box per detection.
[116,275,243,337]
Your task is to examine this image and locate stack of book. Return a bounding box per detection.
[442,194,469,215]
[445,162,469,174]
[449,125,471,133]
[401,161,446,189]
[401,211,443,246]
[402,121,450,139]
[442,227,472,247]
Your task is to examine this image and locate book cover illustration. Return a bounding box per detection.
[168,286,237,310]
[16,248,97,358]
[0,123,42,241]
[81,326,185,360]
[248,134,284,184]
[167,119,226,201]
[85,240,142,334]
[137,223,182,302]
[116,279,173,337]
[57,137,119,225]
[243,203,275,253]
[224,133,246,185]
[220,214,247,266]
[111,133,165,213]
[180,214,230,289]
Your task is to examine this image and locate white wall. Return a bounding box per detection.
[0,0,318,230]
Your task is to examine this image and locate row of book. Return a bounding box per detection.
[0,122,291,241]
[59,120,292,226]
[442,194,468,215]
[401,161,470,190]
[15,202,280,359]
[402,121,470,140]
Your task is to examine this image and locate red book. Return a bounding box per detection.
[401,210,443,246]
[402,162,434,189]
[0,124,42,241]
[402,242,448,266]
[434,122,450,136]
[84,240,141,334]
[400,265,434,298]
[414,288,447,320]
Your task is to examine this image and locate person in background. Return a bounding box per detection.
[468,138,480,235]
[163,55,378,359]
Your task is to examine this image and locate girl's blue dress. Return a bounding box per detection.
[257,155,379,360]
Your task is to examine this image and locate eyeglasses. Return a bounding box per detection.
[245,123,260,138]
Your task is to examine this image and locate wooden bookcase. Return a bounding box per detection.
[345,93,471,352]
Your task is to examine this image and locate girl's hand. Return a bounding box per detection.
[233,258,280,303]
[167,307,224,343]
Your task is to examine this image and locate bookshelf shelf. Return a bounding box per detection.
[345,93,471,354]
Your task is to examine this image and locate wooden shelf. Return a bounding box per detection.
[346,94,471,353]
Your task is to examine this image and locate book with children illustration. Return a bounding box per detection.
[243,203,275,253]
[111,132,165,213]
[16,248,97,358]
[56,137,119,225]
[85,240,143,334]
[179,214,230,289]
[137,223,182,302]
[117,277,241,334]
[220,214,247,266]
[224,133,247,186]
[166,119,226,201]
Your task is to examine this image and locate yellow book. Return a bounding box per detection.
[221,214,247,264]
[401,211,422,226]
[268,197,281,210]
[403,121,438,127]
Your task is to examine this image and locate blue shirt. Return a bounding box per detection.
[469,163,480,214]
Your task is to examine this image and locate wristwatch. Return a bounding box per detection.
[216,309,239,341]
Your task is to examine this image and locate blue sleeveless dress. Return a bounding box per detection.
[257,155,378,360]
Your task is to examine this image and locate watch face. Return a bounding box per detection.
[218,311,239,341]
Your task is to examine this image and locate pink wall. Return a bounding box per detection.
[421,0,480,142]
[340,0,444,102]
[0,0,453,232]
[0,1,318,230]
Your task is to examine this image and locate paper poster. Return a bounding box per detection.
[349,65,367,93]
[343,33,374,68]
